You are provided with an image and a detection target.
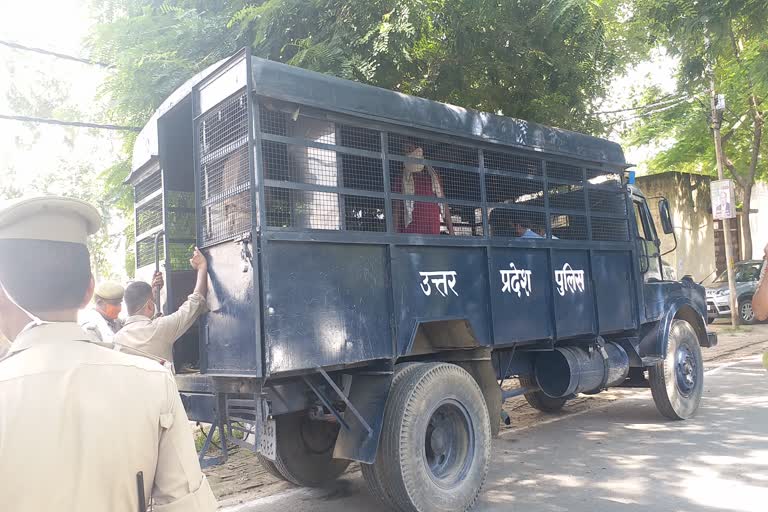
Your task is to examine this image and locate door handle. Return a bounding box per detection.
[235,233,253,272]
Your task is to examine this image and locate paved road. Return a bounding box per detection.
[223,357,768,512]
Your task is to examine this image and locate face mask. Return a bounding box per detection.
[103,303,121,320]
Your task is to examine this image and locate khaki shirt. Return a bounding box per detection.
[0,333,9,360]
[114,293,207,363]
[0,322,217,512]
[78,306,123,345]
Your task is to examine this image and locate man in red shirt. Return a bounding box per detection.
[393,142,454,235]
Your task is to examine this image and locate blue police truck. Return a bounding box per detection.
[128,49,717,511]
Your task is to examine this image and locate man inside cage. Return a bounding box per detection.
[393,140,455,236]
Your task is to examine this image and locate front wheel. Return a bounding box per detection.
[649,319,704,420]
[374,363,491,512]
[739,297,755,325]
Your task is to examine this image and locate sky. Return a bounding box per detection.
[0,0,122,190]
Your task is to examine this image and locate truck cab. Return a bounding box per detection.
[128,49,716,512]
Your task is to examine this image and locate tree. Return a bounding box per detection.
[89,0,631,208]
[626,0,768,259]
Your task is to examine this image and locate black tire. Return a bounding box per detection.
[520,374,568,413]
[361,362,423,509]
[375,363,491,512]
[649,319,704,420]
[739,296,755,325]
[256,453,285,481]
[269,412,350,487]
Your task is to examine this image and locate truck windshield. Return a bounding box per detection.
[714,262,762,283]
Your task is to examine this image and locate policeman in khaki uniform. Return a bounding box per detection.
[78,280,125,344]
[0,196,217,512]
[0,332,10,360]
[115,248,208,370]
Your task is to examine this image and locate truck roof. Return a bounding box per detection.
[130,52,628,179]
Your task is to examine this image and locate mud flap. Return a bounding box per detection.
[332,373,393,464]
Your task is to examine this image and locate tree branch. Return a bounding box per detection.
[723,156,747,188]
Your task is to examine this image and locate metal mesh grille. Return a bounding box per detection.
[389,162,480,200]
[167,241,195,271]
[199,90,252,246]
[548,183,586,211]
[588,186,627,216]
[547,161,583,182]
[202,190,251,244]
[340,125,381,152]
[487,174,545,207]
[200,93,248,156]
[136,196,163,236]
[265,187,339,230]
[551,213,588,240]
[260,107,288,136]
[448,205,484,236]
[592,217,629,241]
[344,196,386,232]
[388,133,479,167]
[254,102,629,242]
[137,237,164,269]
[166,191,196,238]
[265,188,387,233]
[263,141,384,192]
[134,172,162,203]
[485,151,542,176]
[489,208,546,238]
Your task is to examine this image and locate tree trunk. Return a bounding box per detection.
[741,183,753,260]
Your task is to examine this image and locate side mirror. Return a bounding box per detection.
[658,199,674,235]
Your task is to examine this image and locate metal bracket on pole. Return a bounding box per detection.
[303,368,374,437]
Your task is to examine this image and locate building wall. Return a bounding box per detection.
[636,173,716,282]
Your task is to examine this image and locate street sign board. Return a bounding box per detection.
[711,179,736,220]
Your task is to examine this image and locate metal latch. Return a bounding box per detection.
[235,233,253,272]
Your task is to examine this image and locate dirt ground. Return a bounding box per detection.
[205,322,768,508]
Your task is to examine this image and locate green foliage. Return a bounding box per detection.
[626,0,768,182]
[88,0,633,273]
[91,0,631,139]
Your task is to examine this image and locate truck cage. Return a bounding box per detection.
[126,50,714,493]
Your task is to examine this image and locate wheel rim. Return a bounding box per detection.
[741,301,754,322]
[674,342,698,397]
[423,399,474,487]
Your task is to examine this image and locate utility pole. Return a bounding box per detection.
[710,78,740,327]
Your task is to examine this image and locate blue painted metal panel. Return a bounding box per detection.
[203,242,261,374]
[592,251,637,334]
[263,241,392,374]
[551,250,595,337]
[489,248,553,345]
[392,246,491,355]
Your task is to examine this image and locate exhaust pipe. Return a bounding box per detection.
[534,342,630,398]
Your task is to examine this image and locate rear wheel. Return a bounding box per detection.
[361,362,423,508]
[739,297,755,325]
[266,412,350,487]
[256,453,285,481]
[520,374,568,413]
[649,319,704,420]
[374,363,491,512]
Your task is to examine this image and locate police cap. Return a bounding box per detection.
[0,196,101,245]
[94,281,124,301]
